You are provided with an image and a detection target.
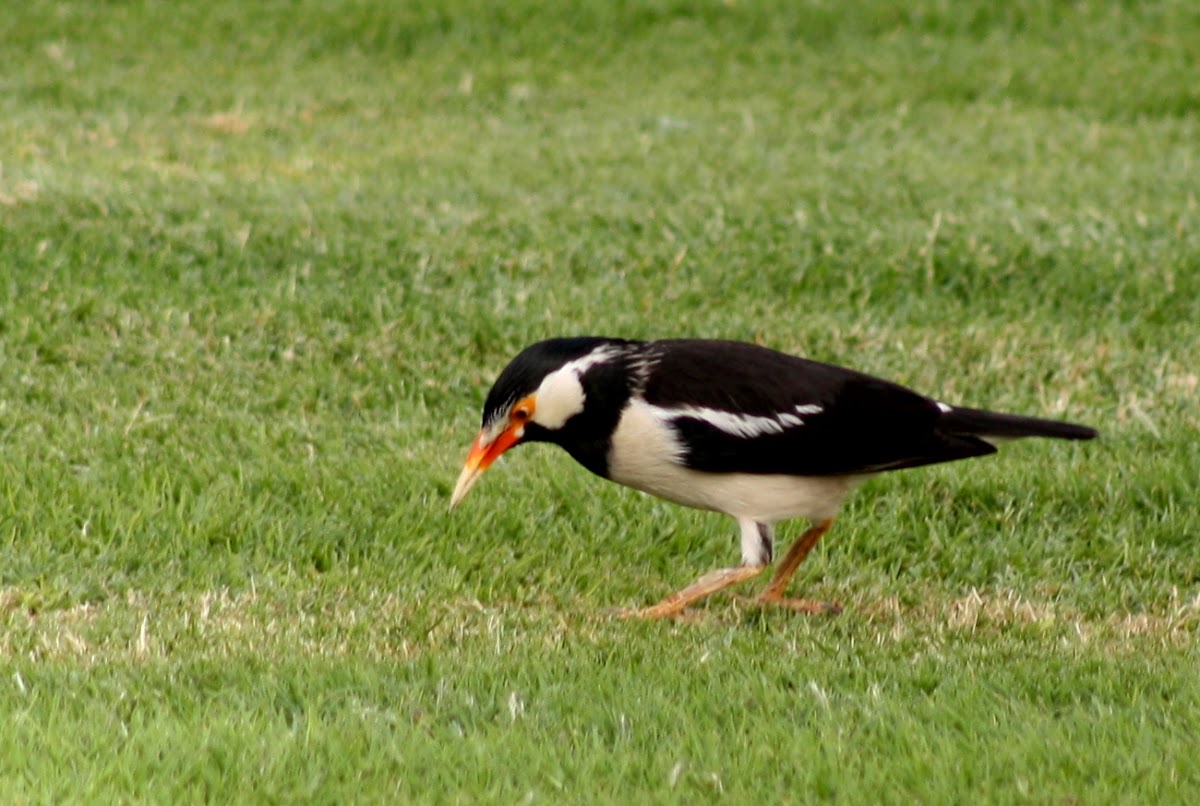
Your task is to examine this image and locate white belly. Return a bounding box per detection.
[607,399,869,522]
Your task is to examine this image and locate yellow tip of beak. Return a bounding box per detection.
[449,463,482,511]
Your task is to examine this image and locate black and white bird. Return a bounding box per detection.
[450,337,1096,619]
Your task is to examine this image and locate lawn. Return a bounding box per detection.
[1,0,1198,801]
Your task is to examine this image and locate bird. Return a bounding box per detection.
[449,337,1097,619]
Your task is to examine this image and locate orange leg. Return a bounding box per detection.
[631,564,766,619]
[755,519,840,614]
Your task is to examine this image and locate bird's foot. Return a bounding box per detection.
[619,565,767,621]
[739,593,842,616]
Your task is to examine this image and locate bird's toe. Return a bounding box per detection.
[746,593,843,616]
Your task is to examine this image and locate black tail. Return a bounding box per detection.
[939,406,1097,441]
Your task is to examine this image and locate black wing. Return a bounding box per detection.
[639,339,996,476]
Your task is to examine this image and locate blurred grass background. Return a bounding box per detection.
[1,0,1198,801]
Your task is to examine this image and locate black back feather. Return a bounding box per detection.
[638,339,1091,476]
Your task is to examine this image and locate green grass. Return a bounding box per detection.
[2,0,1198,801]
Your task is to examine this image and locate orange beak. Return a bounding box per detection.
[448,423,524,510]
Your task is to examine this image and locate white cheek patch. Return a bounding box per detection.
[533,368,586,430]
[527,344,620,431]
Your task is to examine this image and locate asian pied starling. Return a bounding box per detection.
[450,338,1096,619]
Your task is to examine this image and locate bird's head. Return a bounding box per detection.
[450,337,632,509]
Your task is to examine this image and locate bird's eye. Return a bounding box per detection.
[512,407,530,422]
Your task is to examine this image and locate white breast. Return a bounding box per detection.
[607,399,868,523]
